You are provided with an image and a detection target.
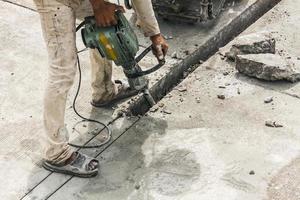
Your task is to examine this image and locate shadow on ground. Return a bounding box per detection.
[22,110,201,199]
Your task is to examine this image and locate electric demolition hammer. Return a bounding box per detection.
[79,11,165,106]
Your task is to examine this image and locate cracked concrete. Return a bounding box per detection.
[1,0,300,200]
[236,54,300,82]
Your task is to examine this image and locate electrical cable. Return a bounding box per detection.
[69,15,151,148]
[68,54,112,149]
[68,24,113,149]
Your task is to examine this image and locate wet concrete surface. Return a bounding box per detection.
[2,0,300,199]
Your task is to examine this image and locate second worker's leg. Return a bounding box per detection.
[90,49,117,103]
[89,49,139,107]
[75,0,138,107]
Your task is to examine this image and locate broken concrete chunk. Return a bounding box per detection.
[236,54,300,83]
[264,96,274,104]
[199,60,204,64]
[162,109,172,115]
[226,32,276,61]
[249,170,255,175]
[171,52,178,59]
[223,71,230,76]
[265,120,283,128]
[158,102,165,108]
[217,95,225,100]
[150,106,159,113]
[177,86,187,92]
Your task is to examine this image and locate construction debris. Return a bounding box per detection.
[217,95,226,100]
[149,106,159,113]
[223,71,230,76]
[249,170,255,175]
[236,54,300,82]
[199,60,204,64]
[162,109,172,115]
[171,52,178,59]
[158,102,165,107]
[265,120,283,128]
[264,96,274,104]
[177,86,188,92]
[225,32,276,61]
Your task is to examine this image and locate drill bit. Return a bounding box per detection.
[142,89,156,107]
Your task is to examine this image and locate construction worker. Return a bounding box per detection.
[34,0,168,177]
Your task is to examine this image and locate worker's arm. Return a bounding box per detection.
[132,0,168,60]
[89,0,125,27]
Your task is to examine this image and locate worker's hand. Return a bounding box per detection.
[90,1,125,27]
[150,34,169,61]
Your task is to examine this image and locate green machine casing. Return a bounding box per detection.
[81,11,165,102]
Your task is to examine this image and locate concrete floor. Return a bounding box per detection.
[1,0,300,199]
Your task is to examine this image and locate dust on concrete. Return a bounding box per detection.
[267,156,300,200]
[144,149,200,196]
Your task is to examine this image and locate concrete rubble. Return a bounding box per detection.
[224,30,300,83]
[264,96,274,103]
[2,0,300,200]
[236,54,300,82]
[265,120,284,128]
[225,32,276,61]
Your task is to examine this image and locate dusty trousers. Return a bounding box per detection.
[34,0,160,164]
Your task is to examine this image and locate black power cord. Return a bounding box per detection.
[68,22,112,149]
[68,55,112,149]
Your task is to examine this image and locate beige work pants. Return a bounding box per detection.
[34,0,117,164]
[34,0,160,164]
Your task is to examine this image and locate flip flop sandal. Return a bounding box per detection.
[43,152,99,178]
[91,80,139,108]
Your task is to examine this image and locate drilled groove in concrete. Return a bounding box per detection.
[0,0,36,12]
[44,117,141,200]
[19,115,128,199]
[128,0,282,116]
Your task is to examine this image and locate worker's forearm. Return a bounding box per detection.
[131,0,160,37]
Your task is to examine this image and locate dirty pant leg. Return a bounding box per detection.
[34,0,77,164]
[89,49,116,102]
[75,0,117,102]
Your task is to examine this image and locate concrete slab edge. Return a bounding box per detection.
[128,0,282,116]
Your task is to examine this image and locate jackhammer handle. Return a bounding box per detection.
[135,45,152,63]
[129,45,165,78]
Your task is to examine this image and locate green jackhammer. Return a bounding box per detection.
[79,11,165,107]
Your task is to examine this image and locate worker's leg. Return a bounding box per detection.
[75,1,117,103]
[34,0,77,164]
[89,49,117,102]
